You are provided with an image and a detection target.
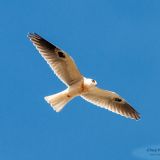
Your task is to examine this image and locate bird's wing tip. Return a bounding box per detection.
[134,113,141,121]
[27,32,40,39]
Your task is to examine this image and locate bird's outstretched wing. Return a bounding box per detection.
[81,87,140,120]
[28,33,83,86]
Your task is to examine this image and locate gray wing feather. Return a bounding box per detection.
[81,87,140,120]
[28,33,83,86]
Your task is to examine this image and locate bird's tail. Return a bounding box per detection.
[44,89,73,112]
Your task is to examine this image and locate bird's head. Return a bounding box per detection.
[84,78,97,87]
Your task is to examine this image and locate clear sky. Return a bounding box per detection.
[0,0,160,160]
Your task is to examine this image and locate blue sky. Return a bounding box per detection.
[0,0,160,160]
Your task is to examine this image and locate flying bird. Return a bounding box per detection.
[28,33,140,120]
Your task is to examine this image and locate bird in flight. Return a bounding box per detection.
[28,33,140,120]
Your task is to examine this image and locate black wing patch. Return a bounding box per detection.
[58,51,65,58]
[114,97,122,102]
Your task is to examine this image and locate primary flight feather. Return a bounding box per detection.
[28,33,140,120]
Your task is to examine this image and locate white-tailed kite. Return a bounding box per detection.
[28,33,140,120]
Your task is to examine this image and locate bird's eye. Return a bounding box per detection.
[92,79,95,83]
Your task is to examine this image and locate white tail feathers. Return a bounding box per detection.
[44,90,73,112]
